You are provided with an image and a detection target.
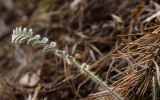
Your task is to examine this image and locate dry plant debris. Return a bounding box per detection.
[1,0,160,100]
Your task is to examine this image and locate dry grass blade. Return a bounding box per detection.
[152,76,157,100]
[151,59,160,86]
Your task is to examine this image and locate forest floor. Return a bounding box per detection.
[0,0,160,100]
